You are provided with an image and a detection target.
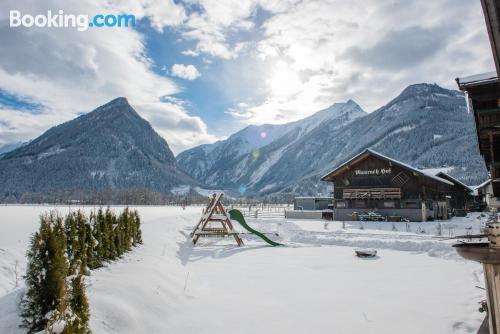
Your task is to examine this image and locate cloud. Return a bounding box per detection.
[343,25,455,70]
[179,0,298,59]
[0,0,215,154]
[181,49,199,57]
[105,0,187,32]
[171,64,201,80]
[0,0,496,153]
[133,101,217,151]
[226,0,495,124]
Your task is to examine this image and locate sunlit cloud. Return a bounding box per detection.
[222,0,494,125]
[171,64,201,80]
[0,0,215,153]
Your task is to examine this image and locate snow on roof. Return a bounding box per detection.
[472,178,491,190]
[456,71,498,87]
[321,148,454,186]
[420,167,454,175]
[433,172,473,192]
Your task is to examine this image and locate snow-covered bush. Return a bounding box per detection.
[20,208,143,333]
[20,212,90,334]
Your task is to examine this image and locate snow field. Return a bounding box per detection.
[0,206,487,333]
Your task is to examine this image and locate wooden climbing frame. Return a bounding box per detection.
[191,193,244,246]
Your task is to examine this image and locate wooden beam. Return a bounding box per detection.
[481,0,500,77]
[491,130,496,178]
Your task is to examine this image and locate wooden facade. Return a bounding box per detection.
[481,0,500,76]
[457,75,500,196]
[456,0,500,197]
[321,149,472,222]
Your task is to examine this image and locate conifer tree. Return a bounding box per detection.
[68,262,91,334]
[133,210,143,245]
[21,212,71,333]
[20,225,45,332]
[75,211,88,270]
[91,211,104,268]
[105,208,117,260]
[84,219,96,270]
[114,212,123,256]
[70,274,91,333]
[43,214,74,334]
[101,208,109,260]
[124,208,133,251]
[64,213,78,266]
[128,210,137,248]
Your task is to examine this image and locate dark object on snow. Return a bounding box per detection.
[322,209,333,220]
[479,299,488,313]
[355,249,377,258]
[358,211,385,221]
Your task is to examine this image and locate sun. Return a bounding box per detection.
[267,61,302,97]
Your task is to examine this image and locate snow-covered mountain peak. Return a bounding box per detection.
[396,83,463,102]
[178,83,486,195]
[177,99,367,186]
[0,97,197,195]
[298,99,366,132]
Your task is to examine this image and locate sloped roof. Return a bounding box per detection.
[473,178,491,190]
[456,71,498,88]
[321,148,454,186]
[434,171,473,192]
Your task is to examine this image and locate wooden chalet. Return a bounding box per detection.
[433,171,475,212]
[454,2,500,334]
[321,149,472,222]
[456,0,500,197]
[456,72,500,196]
[474,178,500,209]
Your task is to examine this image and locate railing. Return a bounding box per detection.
[343,188,401,199]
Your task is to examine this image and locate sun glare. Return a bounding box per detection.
[267,62,302,97]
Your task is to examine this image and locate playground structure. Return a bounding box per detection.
[191,193,244,246]
[191,193,282,247]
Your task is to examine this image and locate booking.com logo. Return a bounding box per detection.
[9,10,136,31]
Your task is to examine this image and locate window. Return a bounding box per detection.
[405,201,419,209]
[383,201,395,208]
[354,200,365,208]
[336,201,346,208]
[392,172,409,186]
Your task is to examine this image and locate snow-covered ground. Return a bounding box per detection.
[0,205,487,333]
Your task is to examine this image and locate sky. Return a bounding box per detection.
[0,0,495,154]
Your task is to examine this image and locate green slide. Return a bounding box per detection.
[229,209,283,247]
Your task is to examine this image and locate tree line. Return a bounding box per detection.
[0,188,296,205]
[21,208,143,333]
[1,188,209,205]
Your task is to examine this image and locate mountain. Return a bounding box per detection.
[0,97,197,199]
[285,83,487,195]
[177,100,367,193]
[178,83,488,196]
[0,142,24,155]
